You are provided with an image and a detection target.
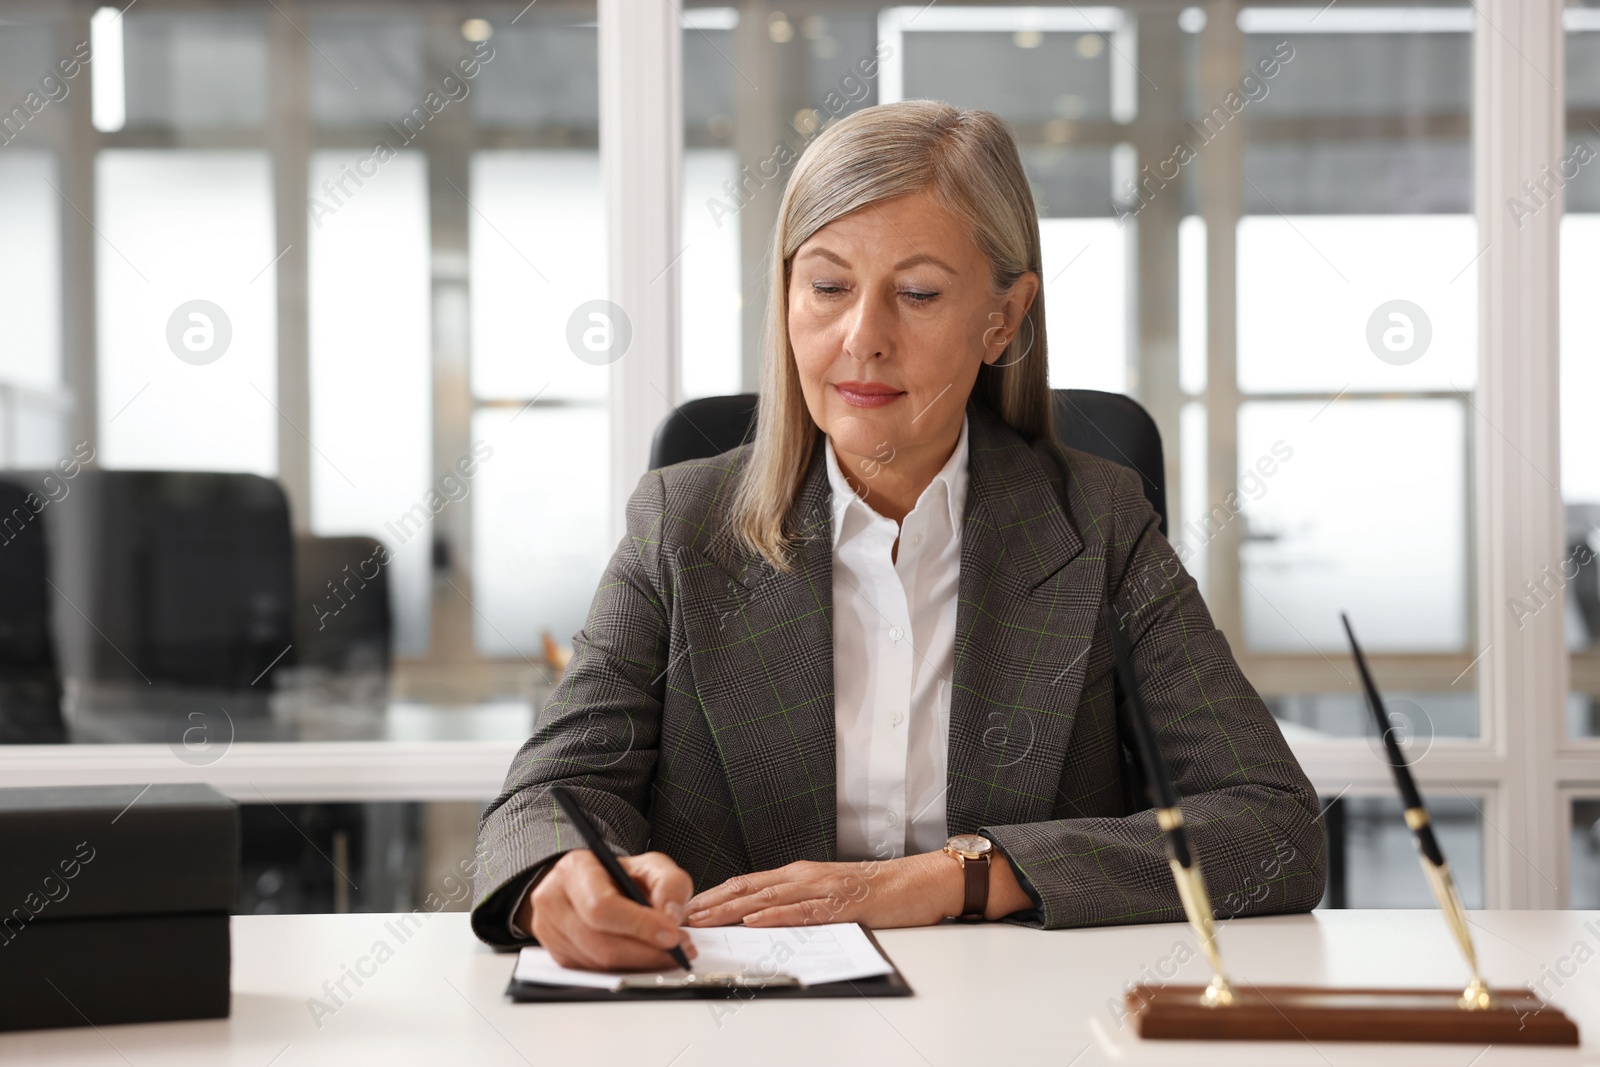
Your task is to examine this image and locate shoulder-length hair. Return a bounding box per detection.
[727,99,1053,574]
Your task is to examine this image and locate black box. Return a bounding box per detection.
[0,783,237,1032]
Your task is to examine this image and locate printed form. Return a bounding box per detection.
[513,922,893,990]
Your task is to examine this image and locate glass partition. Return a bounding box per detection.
[1,0,1590,915]
[1563,9,1600,740]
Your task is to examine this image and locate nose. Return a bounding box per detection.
[841,288,895,363]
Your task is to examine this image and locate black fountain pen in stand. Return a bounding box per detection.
[1341,613,1492,1011]
[1101,603,1235,1009]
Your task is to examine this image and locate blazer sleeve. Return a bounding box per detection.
[979,463,1328,930]
[469,469,671,946]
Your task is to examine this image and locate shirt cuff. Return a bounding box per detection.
[505,860,557,941]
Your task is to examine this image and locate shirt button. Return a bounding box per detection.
[885,811,899,827]
[910,533,923,548]
[891,709,904,725]
[888,626,904,641]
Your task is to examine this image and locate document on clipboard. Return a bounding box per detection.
[508,922,911,1000]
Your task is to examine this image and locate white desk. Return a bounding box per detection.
[6,911,1599,1065]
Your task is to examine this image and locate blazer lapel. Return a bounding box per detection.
[944,399,1104,835]
[676,436,839,871]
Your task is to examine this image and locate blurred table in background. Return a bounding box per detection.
[0,680,550,802]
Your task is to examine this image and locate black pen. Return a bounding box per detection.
[1340,613,1448,864]
[1100,602,1235,1007]
[1341,612,1489,1009]
[548,785,692,971]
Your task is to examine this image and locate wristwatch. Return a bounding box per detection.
[943,834,993,921]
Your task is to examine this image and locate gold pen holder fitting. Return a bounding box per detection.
[1417,859,1493,1011]
[1168,858,1236,1008]
[1201,974,1237,1008]
[1460,976,1493,1012]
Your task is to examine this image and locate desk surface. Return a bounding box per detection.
[6,910,1600,1065]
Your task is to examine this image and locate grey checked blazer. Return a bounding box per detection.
[470,394,1326,944]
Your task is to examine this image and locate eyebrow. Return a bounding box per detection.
[797,247,960,275]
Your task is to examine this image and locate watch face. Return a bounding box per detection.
[947,834,991,856]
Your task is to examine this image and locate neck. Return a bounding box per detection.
[832,418,962,526]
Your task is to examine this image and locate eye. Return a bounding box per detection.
[901,289,939,303]
[810,281,847,297]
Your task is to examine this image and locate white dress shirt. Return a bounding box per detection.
[825,414,968,862]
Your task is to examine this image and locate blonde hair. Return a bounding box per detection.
[727,99,1052,574]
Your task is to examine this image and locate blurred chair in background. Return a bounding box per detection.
[0,479,66,743]
[40,471,295,732]
[292,534,392,676]
[1568,505,1600,645]
[2,466,416,914]
[269,533,395,729]
[1568,504,1600,737]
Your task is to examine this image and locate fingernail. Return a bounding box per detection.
[687,911,708,924]
[665,901,684,924]
[742,911,761,925]
[656,929,678,947]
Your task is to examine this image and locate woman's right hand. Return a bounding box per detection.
[519,849,698,971]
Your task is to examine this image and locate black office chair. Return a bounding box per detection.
[293,534,392,675]
[44,471,297,692]
[0,479,66,743]
[649,389,1167,534]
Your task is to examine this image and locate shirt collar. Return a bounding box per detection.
[823,412,970,551]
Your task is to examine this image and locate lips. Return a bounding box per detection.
[834,381,905,408]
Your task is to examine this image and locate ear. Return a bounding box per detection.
[1005,270,1041,328]
[982,270,1041,365]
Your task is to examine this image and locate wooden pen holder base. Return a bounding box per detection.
[1126,983,1579,1045]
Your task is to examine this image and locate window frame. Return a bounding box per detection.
[6,0,1593,911]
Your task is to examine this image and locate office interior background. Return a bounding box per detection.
[0,0,1595,916]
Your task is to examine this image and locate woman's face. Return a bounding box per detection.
[787,187,1039,476]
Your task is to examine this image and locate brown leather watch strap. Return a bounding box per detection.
[961,854,990,920]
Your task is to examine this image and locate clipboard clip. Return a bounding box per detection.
[617,972,803,990]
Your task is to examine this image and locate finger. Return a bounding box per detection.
[567,851,687,952]
[563,917,694,971]
[536,872,697,970]
[621,852,694,922]
[685,868,793,916]
[687,878,822,927]
[529,885,590,968]
[740,897,839,928]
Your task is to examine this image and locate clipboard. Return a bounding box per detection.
[504,925,914,1002]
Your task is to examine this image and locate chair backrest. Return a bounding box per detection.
[293,534,393,674]
[649,389,1167,535]
[43,470,297,690]
[0,478,65,742]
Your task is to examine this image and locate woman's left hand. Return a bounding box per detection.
[685,852,963,929]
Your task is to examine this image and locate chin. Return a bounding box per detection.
[824,406,902,451]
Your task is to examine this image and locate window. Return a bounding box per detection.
[0,151,66,466]
[1202,10,1481,760]
[307,150,433,655]
[0,0,1588,913]
[467,144,609,656]
[96,150,278,474]
[1563,11,1600,740]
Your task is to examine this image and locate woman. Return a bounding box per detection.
[470,100,1326,970]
